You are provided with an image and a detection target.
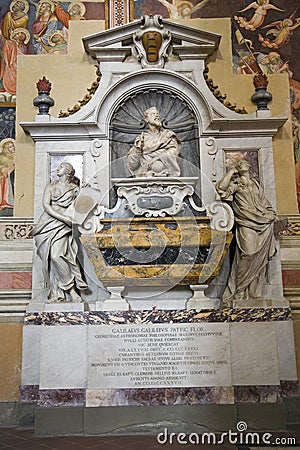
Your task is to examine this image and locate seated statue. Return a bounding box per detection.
[216,159,276,305]
[127,107,181,177]
[31,162,88,303]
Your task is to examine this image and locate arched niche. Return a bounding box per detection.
[109,87,201,208]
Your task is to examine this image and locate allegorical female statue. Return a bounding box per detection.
[31,162,88,302]
[216,159,276,305]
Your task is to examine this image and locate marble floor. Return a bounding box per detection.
[0,428,300,450]
[0,428,237,449]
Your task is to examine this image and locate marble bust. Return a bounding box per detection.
[127,107,181,177]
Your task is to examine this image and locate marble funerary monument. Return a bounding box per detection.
[19,15,297,435]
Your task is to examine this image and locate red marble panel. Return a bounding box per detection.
[282,270,300,287]
[12,272,32,289]
[0,272,32,289]
[0,273,13,289]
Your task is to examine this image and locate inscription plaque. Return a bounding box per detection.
[88,323,231,388]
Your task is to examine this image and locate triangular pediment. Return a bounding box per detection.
[83,16,221,66]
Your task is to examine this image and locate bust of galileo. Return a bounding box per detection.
[127,107,181,177]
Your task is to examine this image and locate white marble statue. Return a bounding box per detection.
[31,162,88,303]
[127,107,181,177]
[216,159,276,305]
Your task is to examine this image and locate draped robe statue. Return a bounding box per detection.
[216,160,276,305]
[31,162,88,302]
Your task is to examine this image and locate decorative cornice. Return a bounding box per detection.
[280,222,300,237]
[3,223,33,240]
[203,64,247,115]
[58,66,101,118]
[0,218,34,240]
[83,16,221,62]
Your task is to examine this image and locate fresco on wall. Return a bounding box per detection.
[134,0,300,212]
[1,0,300,212]
[0,137,15,217]
[0,0,103,216]
[0,106,15,139]
[0,0,105,100]
[0,107,15,216]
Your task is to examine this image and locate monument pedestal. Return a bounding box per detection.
[122,285,193,310]
[19,305,298,435]
[95,287,130,311]
[44,303,85,312]
[187,284,220,309]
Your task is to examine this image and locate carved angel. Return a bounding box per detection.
[234,0,284,31]
[258,10,300,49]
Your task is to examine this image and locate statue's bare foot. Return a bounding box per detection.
[233,291,244,301]
[222,300,232,308]
[66,287,82,303]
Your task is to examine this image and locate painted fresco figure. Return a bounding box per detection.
[31,162,88,303]
[32,0,59,54]
[216,160,276,305]
[1,0,29,40]
[234,0,284,31]
[257,51,293,76]
[48,29,67,53]
[127,107,181,177]
[0,138,15,211]
[258,12,300,49]
[0,27,30,95]
[157,0,209,19]
[53,1,86,28]
[51,1,85,43]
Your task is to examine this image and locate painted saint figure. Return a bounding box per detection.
[32,0,59,54]
[257,51,293,76]
[31,162,88,303]
[0,27,30,95]
[0,138,15,211]
[53,1,86,28]
[127,107,181,177]
[51,1,85,44]
[48,30,67,54]
[216,160,276,305]
[1,0,29,40]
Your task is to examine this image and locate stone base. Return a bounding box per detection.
[0,402,17,427]
[26,302,85,313]
[122,286,193,310]
[231,297,289,309]
[32,403,290,436]
[44,303,85,312]
[285,397,300,428]
[20,307,298,437]
[96,287,129,311]
[21,309,297,391]
[187,285,220,309]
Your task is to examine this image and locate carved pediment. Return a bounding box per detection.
[82,15,221,67]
